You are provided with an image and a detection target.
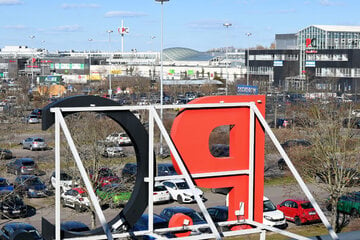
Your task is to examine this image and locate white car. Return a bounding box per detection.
[105,132,131,146]
[161,179,204,204]
[263,196,288,229]
[153,183,171,204]
[49,171,78,192]
[61,188,91,212]
[102,146,126,158]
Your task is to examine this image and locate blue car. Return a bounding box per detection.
[131,214,168,239]
[159,206,209,234]
[0,178,14,193]
[14,175,48,198]
[0,222,43,239]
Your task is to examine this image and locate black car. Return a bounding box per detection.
[6,158,38,175]
[14,175,48,198]
[210,144,229,157]
[61,221,90,232]
[0,222,43,240]
[0,193,27,219]
[206,206,233,231]
[0,149,12,160]
[30,108,42,119]
[131,214,168,239]
[158,163,178,176]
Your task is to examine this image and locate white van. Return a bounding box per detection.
[263,196,288,229]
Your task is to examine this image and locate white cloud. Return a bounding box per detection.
[104,11,147,18]
[61,3,100,9]
[319,0,344,6]
[3,24,26,29]
[52,24,82,32]
[0,0,23,5]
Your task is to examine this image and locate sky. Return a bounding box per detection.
[0,0,359,52]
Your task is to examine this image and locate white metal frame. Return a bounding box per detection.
[51,101,339,240]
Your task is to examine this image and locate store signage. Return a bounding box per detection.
[236,85,259,95]
[273,60,283,67]
[306,38,317,48]
[305,61,316,67]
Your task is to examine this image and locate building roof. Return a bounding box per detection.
[312,25,360,32]
[163,47,214,61]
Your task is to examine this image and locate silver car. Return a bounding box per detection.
[22,137,47,151]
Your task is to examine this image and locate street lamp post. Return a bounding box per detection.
[29,35,35,88]
[223,23,232,95]
[107,30,113,97]
[155,0,169,155]
[246,32,252,86]
[88,38,93,80]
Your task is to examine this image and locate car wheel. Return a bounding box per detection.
[21,207,28,218]
[326,204,332,211]
[30,146,34,151]
[75,204,82,213]
[350,208,359,218]
[61,199,66,207]
[294,216,302,226]
[177,195,184,204]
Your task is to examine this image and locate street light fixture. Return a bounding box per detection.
[29,35,35,88]
[246,32,252,86]
[88,38,93,79]
[155,0,169,155]
[223,23,232,95]
[107,30,113,97]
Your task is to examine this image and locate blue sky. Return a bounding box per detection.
[0,0,359,52]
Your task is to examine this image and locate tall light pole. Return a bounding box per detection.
[246,32,252,86]
[88,38,93,80]
[223,23,232,95]
[155,0,169,155]
[107,30,113,97]
[29,35,35,88]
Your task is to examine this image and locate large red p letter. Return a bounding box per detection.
[171,95,265,223]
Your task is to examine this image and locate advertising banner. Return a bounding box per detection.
[236,85,259,95]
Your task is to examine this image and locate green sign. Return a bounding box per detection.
[0,73,3,77]
[169,69,175,74]
[187,70,194,75]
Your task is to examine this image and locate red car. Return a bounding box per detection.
[277,199,320,225]
[89,168,120,187]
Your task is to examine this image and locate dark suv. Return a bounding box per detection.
[6,158,38,175]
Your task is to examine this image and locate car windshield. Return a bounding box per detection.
[4,195,23,205]
[187,212,204,223]
[175,182,189,190]
[26,178,43,185]
[300,202,314,209]
[22,161,34,166]
[263,200,277,212]
[167,166,177,174]
[0,179,9,187]
[28,230,42,239]
[60,173,72,180]
[154,185,167,191]
[33,138,44,142]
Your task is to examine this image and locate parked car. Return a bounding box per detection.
[6,158,38,175]
[130,214,168,239]
[96,183,131,208]
[0,193,28,219]
[102,146,126,158]
[61,188,90,212]
[342,117,360,129]
[0,178,14,193]
[89,167,120,187]
[14,175,49,198]
[161,179,204,204]
[105,132,131,146]
[61,221,90,232]
[278,139,311,170]
[121,162,137,179]
[0,222,43,240]
[333,192,360,216]
[210,144,229,157]
[21,137,47,151]
[0,148,12,160]
[277,199,320,225]
[153,183,171,204]
[263,196,287,229]
[25,115,40,124]
[315,167,360,186]
[275,118,292,128]
[157,163,178,176]
[160,206,208,234]
[206,206,232,231]
[49,171,78,192]
[30,108,42,119]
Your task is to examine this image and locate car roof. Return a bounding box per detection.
[4,222,37,231]
[282,199,309,204]
[61,221,89,229]
[17,158,34,162]
[163,179,185,183]
[164,206,195,213]
[158,163,173,167]
[72,188,86,194]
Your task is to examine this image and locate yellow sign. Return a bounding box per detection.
[88,74,102,80]
[111,69,122,74]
